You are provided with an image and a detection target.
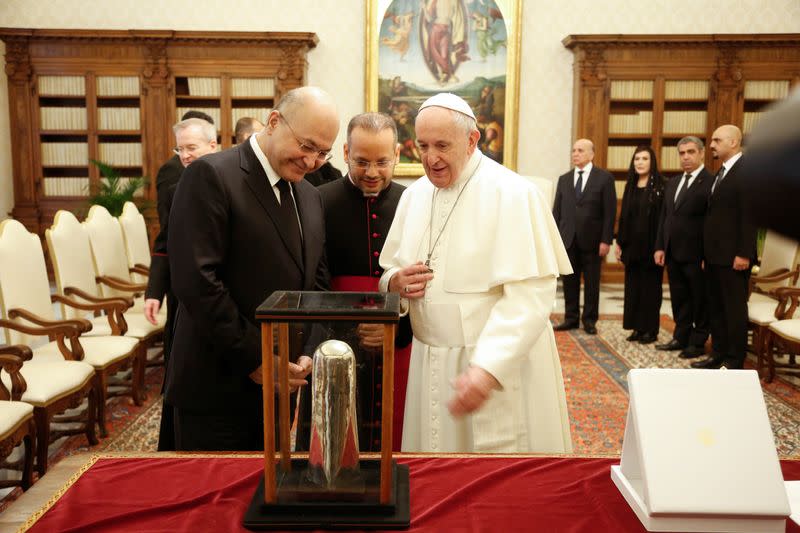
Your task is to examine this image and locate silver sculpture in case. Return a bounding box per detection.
[307,339,361,488]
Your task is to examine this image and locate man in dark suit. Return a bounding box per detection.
[553,138,617,334]
[154,110,215,205]
[654,136,713,358]
[166,87,339,451]
[692,125,757,370]
[144,117,217,451]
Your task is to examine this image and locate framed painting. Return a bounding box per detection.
[366,0,522,177]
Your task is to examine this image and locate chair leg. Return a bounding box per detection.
[754,327,764,377]
[86,384,99,446]
[21,422,35,490]
[94,372,109,438]
[133,344,146,406]
[33,409,49,478]
[764,331,776,383]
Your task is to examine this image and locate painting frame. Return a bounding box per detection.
[366,0,522,177]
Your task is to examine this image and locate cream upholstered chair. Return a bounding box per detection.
[118,202,167,334]
[0,345,36,490]
[0,219,98,475]
[747,232,799,373]
[83,205,166,327]
[1,218,141,440]
[48,209,164,380]
[762,287,800,382]
[748,231,800,304]
[118,201,152,285]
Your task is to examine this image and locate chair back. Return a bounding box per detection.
[0,219,57,346]
[83,205,135,300]
[46,210,105,320]
[119,202,151,283]
[759,230,800,293]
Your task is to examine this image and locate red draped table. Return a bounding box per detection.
[5,453,800,532]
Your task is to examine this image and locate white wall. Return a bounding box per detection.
[1,0,798,219]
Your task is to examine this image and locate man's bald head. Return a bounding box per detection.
[710,124,743,162]
[261,86,340,182]
[572,138,595,169]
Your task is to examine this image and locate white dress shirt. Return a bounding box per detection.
[573,162,593,193]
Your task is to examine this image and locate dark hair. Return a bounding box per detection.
[625,145,665,202]
[181,110,215,125]
[346,112,398,146]
[626,145,660,181]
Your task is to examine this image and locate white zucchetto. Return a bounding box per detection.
[418,92,476,120]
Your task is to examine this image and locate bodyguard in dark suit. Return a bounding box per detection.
[166,87,340,451]
[692,125,757,370]
[553,139,617,334]
[144,118,217,451]
[654,136,714,357]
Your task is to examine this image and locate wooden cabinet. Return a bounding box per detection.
[0,29,318,242]
[563,34,800,281]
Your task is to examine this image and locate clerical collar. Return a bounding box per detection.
[249,131,281,189]
[346,173,382,198]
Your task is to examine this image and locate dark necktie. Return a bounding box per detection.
[674,173,691,206]
[711,165,726,194]
[276,179,303,262]
[575,170,584,200]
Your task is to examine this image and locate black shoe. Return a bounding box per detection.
[679,346,706,359]
[655,339,685,351]
[690,356,724,369]
[554,321,579,331]
[583,323,597,335]
[626,331,642,342]
[638,332,658,344]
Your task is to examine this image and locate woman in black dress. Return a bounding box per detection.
[615,146,666,344]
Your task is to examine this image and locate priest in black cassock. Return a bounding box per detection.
[315,112,412,451]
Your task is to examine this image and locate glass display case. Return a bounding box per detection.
[244,291,409,530]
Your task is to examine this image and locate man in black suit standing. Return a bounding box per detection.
[154,110,215,207]
[654,136,713,358]
[692,125,757,370]
[144,117,217,451]
[553,139,617,334]
[166,86,339,450]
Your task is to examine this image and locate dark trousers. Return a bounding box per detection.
[157,291,177,451]
[174,382,289,451]
[666,258,709,348]
[563,242,601,326]
[706,264,750,368]
[623,261,663,335]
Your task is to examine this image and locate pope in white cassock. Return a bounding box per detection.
[379,93,574,453]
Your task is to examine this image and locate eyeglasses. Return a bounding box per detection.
[348,159,393,171]
[279,114,333,162]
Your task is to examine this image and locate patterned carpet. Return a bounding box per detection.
[2,317,800,512]
[560,315,800,457]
